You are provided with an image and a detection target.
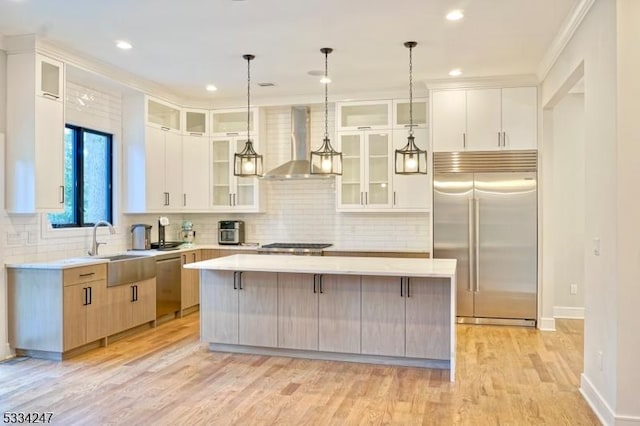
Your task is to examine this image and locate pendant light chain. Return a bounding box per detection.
[408,43,414,137]
[324,49,329,139]
[247,55,251,140]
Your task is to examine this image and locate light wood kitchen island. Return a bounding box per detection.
[186,254,457,381]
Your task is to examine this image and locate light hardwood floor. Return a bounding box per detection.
[0,315,599,425]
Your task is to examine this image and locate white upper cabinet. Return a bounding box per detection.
[393,98,428,129]
[337,130,393,211]
[211,107,259,136]
[36,55,64,101]
[183,108,209,136]
[6,52,66,213]
[501,87,538,150]
[431,87,537,152]
[146,97,181,131]
[182,133,211,211]
[336,100,392,131]
[392,128,430,211]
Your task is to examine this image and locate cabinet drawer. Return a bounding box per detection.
[63,264,107,286]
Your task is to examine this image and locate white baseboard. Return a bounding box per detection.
[538,317,556,331]
[554,306,585,319]
[580,373,640,425]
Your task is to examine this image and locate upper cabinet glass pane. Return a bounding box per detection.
[340,104,389,128]
[147,99,181,130]
[395,101,427,126]
[40,61,61,98]
[185,111,207,134]
[213,111,254,134]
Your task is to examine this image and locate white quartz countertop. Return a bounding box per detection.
[185,254,456,278]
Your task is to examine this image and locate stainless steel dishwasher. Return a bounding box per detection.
[155,252,181,318]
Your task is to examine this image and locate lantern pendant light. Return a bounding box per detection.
[310,47,342,176]
[395,41,427,175]
[234,54,263,177]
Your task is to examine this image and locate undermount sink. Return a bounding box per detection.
[98,254,156,287]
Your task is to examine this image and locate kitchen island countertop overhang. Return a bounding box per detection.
[188,254,458,381]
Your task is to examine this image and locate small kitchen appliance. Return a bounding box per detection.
[218,220,244,245]
[131,223,152,250]
[181,220,196,247]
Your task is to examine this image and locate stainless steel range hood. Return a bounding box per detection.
[262,106,332,180]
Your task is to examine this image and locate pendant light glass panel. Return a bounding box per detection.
[394,41,427,175]
[234,54,263,177]
[310,47,342,176]
[395,135,427,174]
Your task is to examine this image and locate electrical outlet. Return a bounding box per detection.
[570,284,578,295]
[597,351,604,371]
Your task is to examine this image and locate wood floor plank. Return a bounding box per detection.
[0,315,599,425]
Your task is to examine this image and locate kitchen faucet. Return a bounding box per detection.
[88,220,116,256]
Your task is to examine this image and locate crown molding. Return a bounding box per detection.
[426,74,539,91]
[537,0,595,81]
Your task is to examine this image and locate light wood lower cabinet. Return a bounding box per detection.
[278,273,361,353]
[63,278,109,351]
[181,249,201,310]
[106,278,156,336]
[200,270,277,347]
[361,276,450,360]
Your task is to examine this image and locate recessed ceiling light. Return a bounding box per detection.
[446,10,464,21]
[116,40,133,50]
[206,84,218,92]
[320,76,331,84]
[449,68,462,77]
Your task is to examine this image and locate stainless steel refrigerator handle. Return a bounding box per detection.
[475,198,480,292]
[468,198,474,292]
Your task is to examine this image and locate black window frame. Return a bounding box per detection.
[51,124,113,228]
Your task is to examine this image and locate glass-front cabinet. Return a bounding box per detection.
[146,97,181,131]
[336,100,392,131]
[183,108,208,136]
[211,107,258,136]
[211,137,260,212]
[337,131,392,211]
[393,98,428,129]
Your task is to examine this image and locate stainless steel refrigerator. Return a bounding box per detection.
[433,151,538,326]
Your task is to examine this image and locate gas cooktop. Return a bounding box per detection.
[258,243,332,256]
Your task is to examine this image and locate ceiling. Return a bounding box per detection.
[0,0,578,103]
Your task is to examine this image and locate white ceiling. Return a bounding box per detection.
[0,0,578,103]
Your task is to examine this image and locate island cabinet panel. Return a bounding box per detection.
[361,276,406,357]
[405,278,451,360]
[238,272,278,347]
[201,270,277,346]
[278,273,318,350]
[201,271,239,344]
[318,275,361,354]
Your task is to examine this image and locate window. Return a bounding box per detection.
[48,125,113,228]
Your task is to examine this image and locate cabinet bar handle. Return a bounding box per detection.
[357,126,371,129]
[463,133,466,148]
[88,286,92,305]
[182,254,186,264]
[238,271,243,290]
[135,285,138,302]
[502,131,506,147]
[192,253,196,262]
[313,275,317,294]
[393,191,396,206]
[189,132,203,136]
[233,271,238,290]
[497,132,501,147]
[400,278,404,297]
[183,193,187,207]
[360,192,364,205]
[131,285,136,302]
[226,132,239,136]
[59,186,65,204]
[407,278,411,298]
[42,92,60,100]
[404,124,413,128]
[319,275,324,294]
[233,193,236,206]
[83,287,88,306]
[161,126,170,131]
[365,192,368,205]
[79,272,95,277]
[229,193,233,206]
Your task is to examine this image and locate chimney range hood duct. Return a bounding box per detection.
[262,106,332,180]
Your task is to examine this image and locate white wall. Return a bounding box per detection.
[541,0,640,422]
[551,93,585,315]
